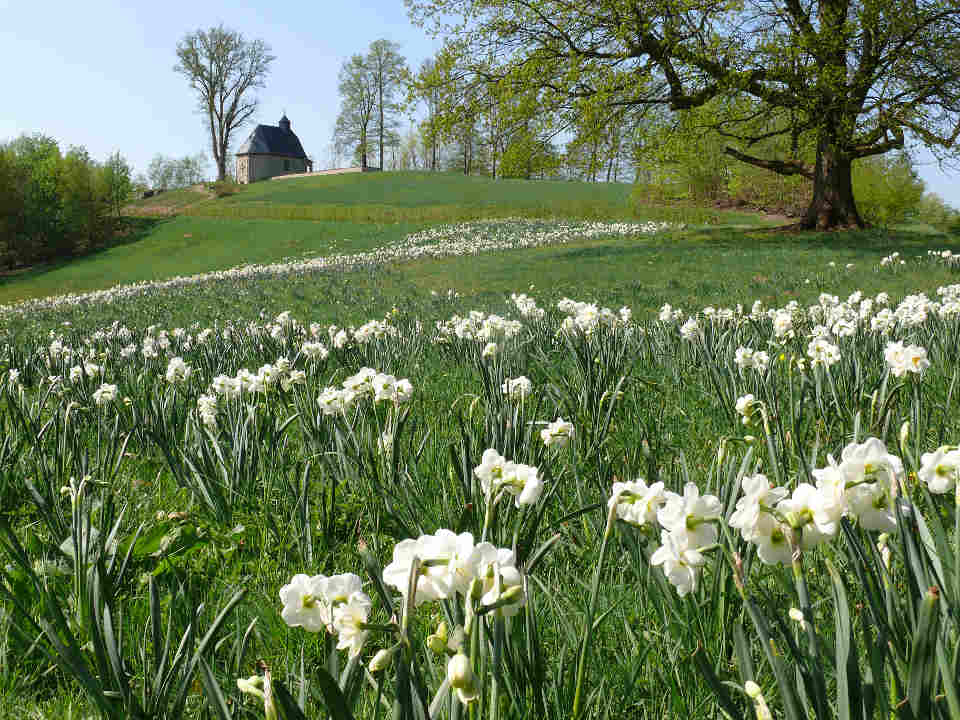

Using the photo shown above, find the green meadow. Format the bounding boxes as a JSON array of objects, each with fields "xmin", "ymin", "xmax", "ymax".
[{"xmin": 2, "ymin": 172, "xmax": 960, "ymax": 720}]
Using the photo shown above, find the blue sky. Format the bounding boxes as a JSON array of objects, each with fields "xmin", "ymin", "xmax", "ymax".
[{"xmin": 1, "ymin": 0, "xmax": 957, "ymax": 207}]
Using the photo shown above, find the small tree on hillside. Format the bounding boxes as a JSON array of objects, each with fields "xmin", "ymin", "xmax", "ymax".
[
  {"xmin": 102, "ymin": 151, "xmax": 133, "ymax": 218},
  {"xmin": 174, "ymin": 25, "xmax": 274, "ymax": 181},
  {"xmin": 334, "ymin": 54, "xmax": 377, "ymax": 169}
]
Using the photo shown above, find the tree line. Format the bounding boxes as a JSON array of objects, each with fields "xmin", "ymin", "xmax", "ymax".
[
  {"xmin": 0, "ymin": 134, "xmax": 135, "ymax": 270},
  {"xmin": 171, "ymin": 20, "xmax": 957, "ymax": 231},
  {"xmin": 401, "ymin": 0, "xmax": 960, "ymax": 231}
]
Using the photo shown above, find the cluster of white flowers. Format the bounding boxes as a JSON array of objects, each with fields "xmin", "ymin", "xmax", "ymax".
[
  {"xmin": 92, "ymin": 383, "xmax": 118, "ymax": 406},
  {"xmin": 279, "ymin": 573, "xmax": 371, "ymax": 656},
  {"xmin": 301, "ymin": 341, "xmax": 329, "ymax": 360},
  {"xmin": 727, "ymin": 438, "xmax": 902, "ymax": 567},
  {"xmin": 928, "ymin": 249, "xmax": 960, "ymax": 267},
  {"xmin": 196, "ymin": 394, "xmax": 218, "ymax": 427},
  {"xmin": 807, "ymin": 337, "xmax": 841, "ymax": 368},
  {"xmin": 557, "ymin": 298, "xmax": 630, "ymax": 336},
  {"xmin": 325, "ymin": 319, "xmax": 398, "ymax": 349},
  {"xmin": 317, "ymin": 367, "xmax": 413, "ymax": 415},
  {"xmin": 474, "ymin": 449, "xmax": 544, "ymax": 507},
  {"xmin": 540, "ymin": 417, "xmax": 575, "ymax": 448},
  {"xmin": 880, "ymin": 251, "xmax": 906, "ymax": 267},
  {"xmin": 658, "ymin": 303, "xmax": 685, "ymax": 323},
  {"xmin": 610, "ymin": 437, "xmax": 914, "ymax": 596},
  {"xmin": 501, "ymin": 375, "xmax": 533, "ymax": 401},
  {"xmin": 0, "ymin": 220, "xmax": 676, "ymax": 321},
  {"xmin": 734, "ymin": 347, "xmax": 770, "ymax": 373},
  {"xmin": 511, "ymin": 292, "xmax": 545, "ymax": 319},
  {"xmin": 884, "ymin": 341, "xmax": 930, "ymax": 377},
  {"xmin": 436, "ymin": 311, "xmax": 523, "ymax": 342},
  {"xmin": 382, "ymin": 529, "xmax": 526, "ymax": 616},
  {"xmin": 679, "ymin": 317, "xmax": 700, "ymax": 340},
  {"xmin": 608, "ymin": 479, "xmax": 721, "ymax": 596},
  {"xmin": 208, "ymin": 357, "xmax": 304, "ymax": 398},
  {"xmin": 165, "ymin": 356, "xmax": 193, "ymax": 384}
]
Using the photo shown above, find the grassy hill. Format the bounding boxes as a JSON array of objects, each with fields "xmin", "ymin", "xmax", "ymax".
[
  {"xmin": 1, "ymin": 171, "xmax": 770, "ymax": 306},
  {"xmin": 215, "ymin": 170, "xmax": 635, "ymax": 209},
  {"xmin": 180, "ymin": 171, "xmax": 720, "ymax": 224}
]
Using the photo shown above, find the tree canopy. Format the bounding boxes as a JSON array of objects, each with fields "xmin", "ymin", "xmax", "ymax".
[{"xmin": 407, "ymin": 0, "xmax": 960, "ymax": 229}]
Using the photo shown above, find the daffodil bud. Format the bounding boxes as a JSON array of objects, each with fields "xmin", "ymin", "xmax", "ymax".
[
  {"xmin": 236, "ymin": 675, "xmax": 265, "ymax": 701},
  {"xmin": 788, "ymin": 607, "xmax": 807, "ymax": 630},
  {"xmin": 368, "ymin": 645, "xmax": 399, "ymax": 673},
  {"xmin": 427, "ymin": 621, "xmax": 448, "ymax": 655},
  {"xmin": 500, "ymin": 585, "xmax": 524, "ymax": 604},
  {"xmin": 744, "ymin": 680, "xmax": 772, "ymax": 720},
  {"xmin": 447, "ymin": 653, "xmax": 473, "ymax": 689},
  {"xmin": 899, "ymin": 420, "xmax": 910, "ymax": 449},
  {"xmin": 447, "ymin": 652, "xmax": 481, "ymax": 705},
  {"xmin": 469, "ymin": 577, "xmax": 483, "ymax": 600}
]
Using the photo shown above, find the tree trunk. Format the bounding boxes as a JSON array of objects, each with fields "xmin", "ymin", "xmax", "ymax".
[
  {"xmin": 379, "ymin": 82, "xmax": 384, "ymax": 171},
  {"xmin": 802, "ymin": 139, "xmax": 864, "ymax": 230}
]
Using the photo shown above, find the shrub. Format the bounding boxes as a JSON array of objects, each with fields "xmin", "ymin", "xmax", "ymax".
[
  {"xmin": 851, "ymin": 152, "xmax": 925, "ymax": 227},
  {"xmin": 206, "ymin": 179, "xmax": 243, "ymax": 198}
]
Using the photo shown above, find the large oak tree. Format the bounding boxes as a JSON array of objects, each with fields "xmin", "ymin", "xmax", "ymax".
[
  {"xmin": 175, "ymin": 26, "xmax": 274, "ymax": 181},
  {"xmin": 407, "ymin": 0, "xmax": 960, "ymax": 229}
]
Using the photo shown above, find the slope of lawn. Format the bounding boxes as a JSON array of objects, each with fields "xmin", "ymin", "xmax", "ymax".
[
  {"xmin": 0, "ymin": 171, "xmax": 772, "ymax": 305},
  {"xmin": 125, "ymin": 185, "xmax": 214, "ymax": 215},
  {"xmin": 219, "ymin": 170, "xmax": 635, "ymax": 208},
  {"xmin": 183, "ymin": 171, "xmax": 737, "ymax": 224}
]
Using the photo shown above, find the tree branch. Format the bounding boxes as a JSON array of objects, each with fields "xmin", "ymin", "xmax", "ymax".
[{"xmin": 724, "ymin": 145, "xmax": 814, "ymax": 179}]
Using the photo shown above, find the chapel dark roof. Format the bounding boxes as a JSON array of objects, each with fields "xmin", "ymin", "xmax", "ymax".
[{"xmin": 236, "ymin": 116, "xmax": 307, "ymax": 158}]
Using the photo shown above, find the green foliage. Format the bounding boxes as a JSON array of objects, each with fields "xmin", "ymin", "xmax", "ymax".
[
  {"xmin": 408, "ymin": 0, "xmax": 960, "ymax": 229},
  {"xmin": 147, "ymin": 153, "xmax": 209, "ymax": 191},
  {"xmin": 0, "ymin": 134, "xmax": 122, "ymax": 269},
  {"xmin": 915, "ymin": 193, "xmax": 960, "ymax": 233},
  {"xmin": 206, "ymin": 179, "xmax": 242, "ymax": 198},
  {"xmin": 852, "ymin": 153, "xmax": 925, "ymax": 227},
  {"xmin": 102, "ymin": 151, "xmax": 133, "ymax": 219},
  {"xmin": 498, "ymin": 130, "xmax": 561, "ymax": 179},
  {"xmin": 3, "ymin": 241, "xmax": 960, "ymax": 717}
]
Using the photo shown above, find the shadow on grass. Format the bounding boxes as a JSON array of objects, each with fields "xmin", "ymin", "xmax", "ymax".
[{"xmin": 0, "ymin": 217, "xmax": 170, "ymax": 290}]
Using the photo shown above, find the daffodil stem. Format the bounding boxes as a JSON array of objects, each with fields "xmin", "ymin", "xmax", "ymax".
[
  {"xmin": 571, "ymin": 498, "xmax": 619, "ymax": 720},
  {"xmin": 791, "ymin": 547, "xmax": 827, "ymax": 712},
  {"xmin": 490, "ymin": 618, "xmax": 504, "ymax": 720},
  {"xmin": 482, "ymin": 491, "xmax": 494, "ymax": 543},
  {"xmin": 954, "ymin": 482, "xmax": 959, "ymax": 605}
]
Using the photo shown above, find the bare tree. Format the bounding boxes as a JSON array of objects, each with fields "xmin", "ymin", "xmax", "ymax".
[
  {"xmin": 334, "ymin": 54, "xmax": 378, "ymax": 169},
  {"xmin": 174, "ymin": 25, "xmax": 274, "ymax": 181},
  {"xmin": 367, "ymin": 39, "xmax": 409, "ymax": 172}
]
